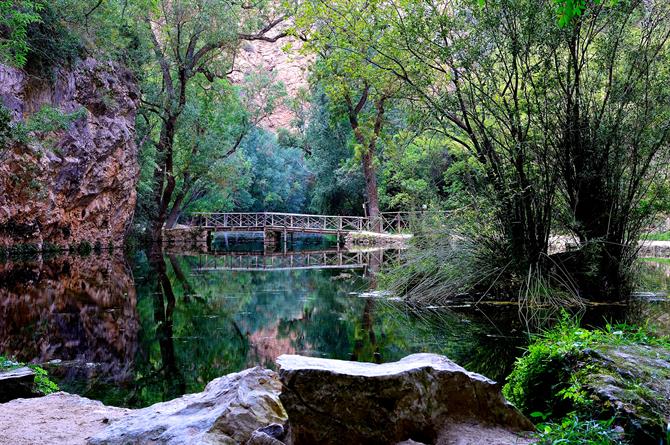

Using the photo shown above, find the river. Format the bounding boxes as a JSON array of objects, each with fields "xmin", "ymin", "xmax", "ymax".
[{"xmin": 0, "ymin": 234, "xmax": 668, "ymax": 408}]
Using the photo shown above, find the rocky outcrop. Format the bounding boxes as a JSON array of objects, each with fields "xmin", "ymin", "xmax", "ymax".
[
  {"xmin": 0, "ymin": 366, "xmax": 37, "ymax": 403},
  {"xmin": 88, "ymin": 367, "xmax": 287, "ymax": 445},
  {"xmin": 162, "ymin": 225, "xmax": 209, "ymax": 249},
  {"xmin": 519, "ymin": 343, "xmax": 670, "ymax": 445},
  {"xmin": 584, "ymin": 345, "xmax": 670, "ymax": 444},
  {"xmin": 277, "ymin": 353, "xmax": 534, "ymax": 445},
  {"xmin": 232, "ymin": 36, "xmax": 311, "ymax": 132},
  {"xmin": 0, "ymin": 58, "xmax": 140, "ymax": 249}
]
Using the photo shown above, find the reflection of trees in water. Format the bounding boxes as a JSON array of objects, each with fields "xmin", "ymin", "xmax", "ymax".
[
  {"xmin": 149, "ymin": 246, "xmax": 185, "ymax": 401},
  {"xmin": 118, "ymin": 251, "xmax": 250, "ymax": 407}
]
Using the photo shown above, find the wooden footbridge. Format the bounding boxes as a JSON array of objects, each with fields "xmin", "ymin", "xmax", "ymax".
[
  {"xmin": 179, "ymin": 211, "xmax": 421, "ymax": 249},
  {"xmin": 188, "ymin": 212, "xmax": 413, "ymax": 234}
]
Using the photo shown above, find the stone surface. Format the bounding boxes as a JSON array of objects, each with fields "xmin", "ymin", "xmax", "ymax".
[
  {"xmin": 231, "ymin": 33, "xmax": 311, "ymax": 132},
  {"xmin": 0, "ymin": 58, "xmax": 139, "ymax": 249},
  {"xmin": 0, "ymin": 392, "xmax": 129, "ymax": 445},
  {"xmin": 0, "ymin": 366, "xmax": 36, "ymax": 403},
  {"xmin": 88, "ymin": 367, "xmax": 287, "ymax": 445},
  {"xmin": 246, "ymin": 424, "xmax": 286, "ymax": 445},
  {"xmin": 163, "ymin": 225, "xmax": 209, "ymax": 248},
  {"xmin": 277, "ymin": 353, "xmax": 534, "ymax": 445},
  {"xmin": 344, "ymin": 231, "xmax": 412, "ymax": 248},
  {"xmin": 518, "ymin": 342, "xmax": 670, "ymax": 445},
  {"xmin": 581, "ymin": 345, "xmax": 670, "ymax": 444}
]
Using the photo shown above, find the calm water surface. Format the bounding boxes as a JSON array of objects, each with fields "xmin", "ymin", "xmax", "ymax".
[{"xmin": 0, "ymin": 234, "xmax": 668, "ymax": 408}]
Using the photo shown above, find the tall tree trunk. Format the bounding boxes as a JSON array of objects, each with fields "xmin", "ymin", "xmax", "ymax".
[
  {"xmin": 348, "ymin": 93, "xmax": 386, "ymax": 231},
  {"xmin": 165, "ymin": 190, "xmax": 186, "ymax": 229},
  {"xmin": 150, "ymin": 114, "xmax": 178, "ymax": 243},
  {"xmin": 361, "ymin": 147, "xmax": 380, "ymax": 224}
]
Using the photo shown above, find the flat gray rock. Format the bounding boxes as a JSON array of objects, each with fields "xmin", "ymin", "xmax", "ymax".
[
  {"xmin": 278, "ymin": 353, "xmax": 534, "ymax": 445},
  {"xmin": 0, "ymin": 366, "xmax": 36, "ymax": 403}
]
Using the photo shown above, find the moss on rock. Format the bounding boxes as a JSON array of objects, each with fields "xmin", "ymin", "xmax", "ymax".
[{"xmin": 504, "ymin": 317, "xmax": 670, "ymax": 444}]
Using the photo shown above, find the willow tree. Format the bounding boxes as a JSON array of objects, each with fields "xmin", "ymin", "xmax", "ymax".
[
  {"xmin": 303, "ymin": 0, "xmax": 670, "ymax": 299},
  {"xmin": 132, "ymin": 0, "xmax": 286, "ymax": 242}
]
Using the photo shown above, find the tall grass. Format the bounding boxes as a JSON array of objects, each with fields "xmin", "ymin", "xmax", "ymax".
[{"xmin": 383, "ymin": 211, "xmax": 586, "ymax": 310}]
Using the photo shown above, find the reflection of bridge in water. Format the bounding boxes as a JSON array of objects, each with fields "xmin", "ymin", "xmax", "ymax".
[{"xmin": 192, "ymin": 248, "xmax": 398, "ymax": 272}]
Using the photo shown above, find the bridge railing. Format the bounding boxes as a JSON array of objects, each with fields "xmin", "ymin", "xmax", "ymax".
[
  {"xmin": 188, "ymin": 211, "xmax": 449, "ymax": 233},
  {"xmin": 189, "ymin": 212, "xmax": 370, "ymax": 232}
]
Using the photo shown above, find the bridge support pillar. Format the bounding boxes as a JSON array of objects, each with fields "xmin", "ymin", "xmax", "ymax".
[{"xmin": 264, "ymin": 230, "xmax": 282, "ymax": 253}]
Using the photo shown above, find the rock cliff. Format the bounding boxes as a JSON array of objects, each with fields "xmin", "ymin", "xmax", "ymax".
[
  {"xmin": 231, "ymin": 36, "xmax": 312, "ymax": 132},
  {"xmin": 0, "ymin": 59, "xmax": 140, "ymax": 249}
]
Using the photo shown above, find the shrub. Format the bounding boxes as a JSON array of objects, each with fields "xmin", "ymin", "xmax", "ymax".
[{"xmin": 503, "ymin": 313, "xmax": 670, "ymax": 416}]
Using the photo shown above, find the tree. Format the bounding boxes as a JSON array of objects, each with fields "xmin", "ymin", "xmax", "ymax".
[
  {"xmin": 0, "ymin": 0, "xmax": 42, "ymax": 67},
  {"xmin": 132, "ymin": 0, "xmax": 287, "ymax": 242},
  {"xmin": 303, "ymin": 0, "xmax": 670, "ymax": 299},
  {"xmin": 163, "ymin": 78, "xmax": 248, "ymax": 228},
  {"xmin": 304, "ymin": 88, "xmax": 366, "ymax": 216},
  {"xmin": 294, "ymin": 1, "xmax": 405, "ymax": 223}
]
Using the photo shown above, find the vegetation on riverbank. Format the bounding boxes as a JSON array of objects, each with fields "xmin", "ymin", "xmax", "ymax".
[
  {"xmin": 504, "ymin": 315, "xmax": 670, "ymax": 444},
  {"xmin": 1, "ymin": 355, "xmax": 58, "ymax": 395},
  {"xmin": 646, "ymin": 232, "xmax": 670, "ymax": 242}
]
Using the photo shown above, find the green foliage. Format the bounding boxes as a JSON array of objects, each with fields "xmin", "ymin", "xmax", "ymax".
[
  {"xmin": 11, "ymin": 106, "xmax": 85, "ymax": 145},
  {"xmin": 0, "ymin": 104, "xmax": 12, "ymax": 159},
  {"xmin": 31, "ymin": 364, "xmax": 59, "ymax": 394},
  {"xmin": 552, "ymin": 0, "xmax": 618, "ymax": 27},
  {"xmin": 0, "ymin": 0, "xmax": 43, "ymax": 67},
  {"xmin": 503, "ymin": 313, "xmax": 670, "ymax": 415},
  {"xmin": 645, "ymin": 232, "xmax": 670, "ymax": 242},
  {"xmin": 381, "ymin": 208, "xmax": 521, "ymax": 303},
  {"xmin": 305, "ymin": 89, "xmax": 365, "ymax": 215},
  {"xmin": 0, "ymin": 355, "xmax": 58, "ymax": 395},
  {"xmin": 22, "ymin": 0, "xmax": 83, "ymax": 74},
  {"xmin": 534, "ymin": 414, "xmax": 625, "ymax": 445},
  {"xmin": 234, "ymin": 128, "xmax": 311, "ymax": 213}
]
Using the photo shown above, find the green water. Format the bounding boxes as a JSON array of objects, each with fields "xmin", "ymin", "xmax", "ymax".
[{"xmin": 0, "ymin": 236, "xmax": 668, "ymax": 408}]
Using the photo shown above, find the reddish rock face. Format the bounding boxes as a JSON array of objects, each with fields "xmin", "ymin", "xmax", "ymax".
[
  {"xmin": 0, "ymin": 253, "xmax": 139, "ymax": 383},
  {"xmin": 231, "ymin": 35, "xmax": 312, "ymax": 132},
  {"xmin": 0, "ymin": 59, "xmax": 140, "ymax": 249}
]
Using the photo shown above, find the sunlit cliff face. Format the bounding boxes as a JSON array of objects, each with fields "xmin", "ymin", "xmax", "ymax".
[
  {"xmin": 231, "ymin": 32, "xmax": 313, "ymax": 132},
  {"xmin": 0, "ymin": 253, "xmax": 139, "ymax": 383}
]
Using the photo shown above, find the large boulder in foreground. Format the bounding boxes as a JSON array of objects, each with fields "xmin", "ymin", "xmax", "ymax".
[
  {"xmin": 89, "ymin": 367, "xmax": 287, "ymax": 445},
  {"xmin": 277, "ymin": 353, "xmax": 534, "ymax": 445}
]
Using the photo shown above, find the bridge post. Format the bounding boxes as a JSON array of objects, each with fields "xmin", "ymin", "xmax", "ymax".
[{"xmin": 264, "ymin": 230, "xmax": 281, "ymax": 253}]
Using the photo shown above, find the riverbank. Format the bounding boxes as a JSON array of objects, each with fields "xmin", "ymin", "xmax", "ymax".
[
  {"xmin": 504, "ymin": 317, "xmax": 670, "ymax": 444},
  {"xmin": 2, "ymin": 322, "xmax": 669, "ymax": 444}
]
